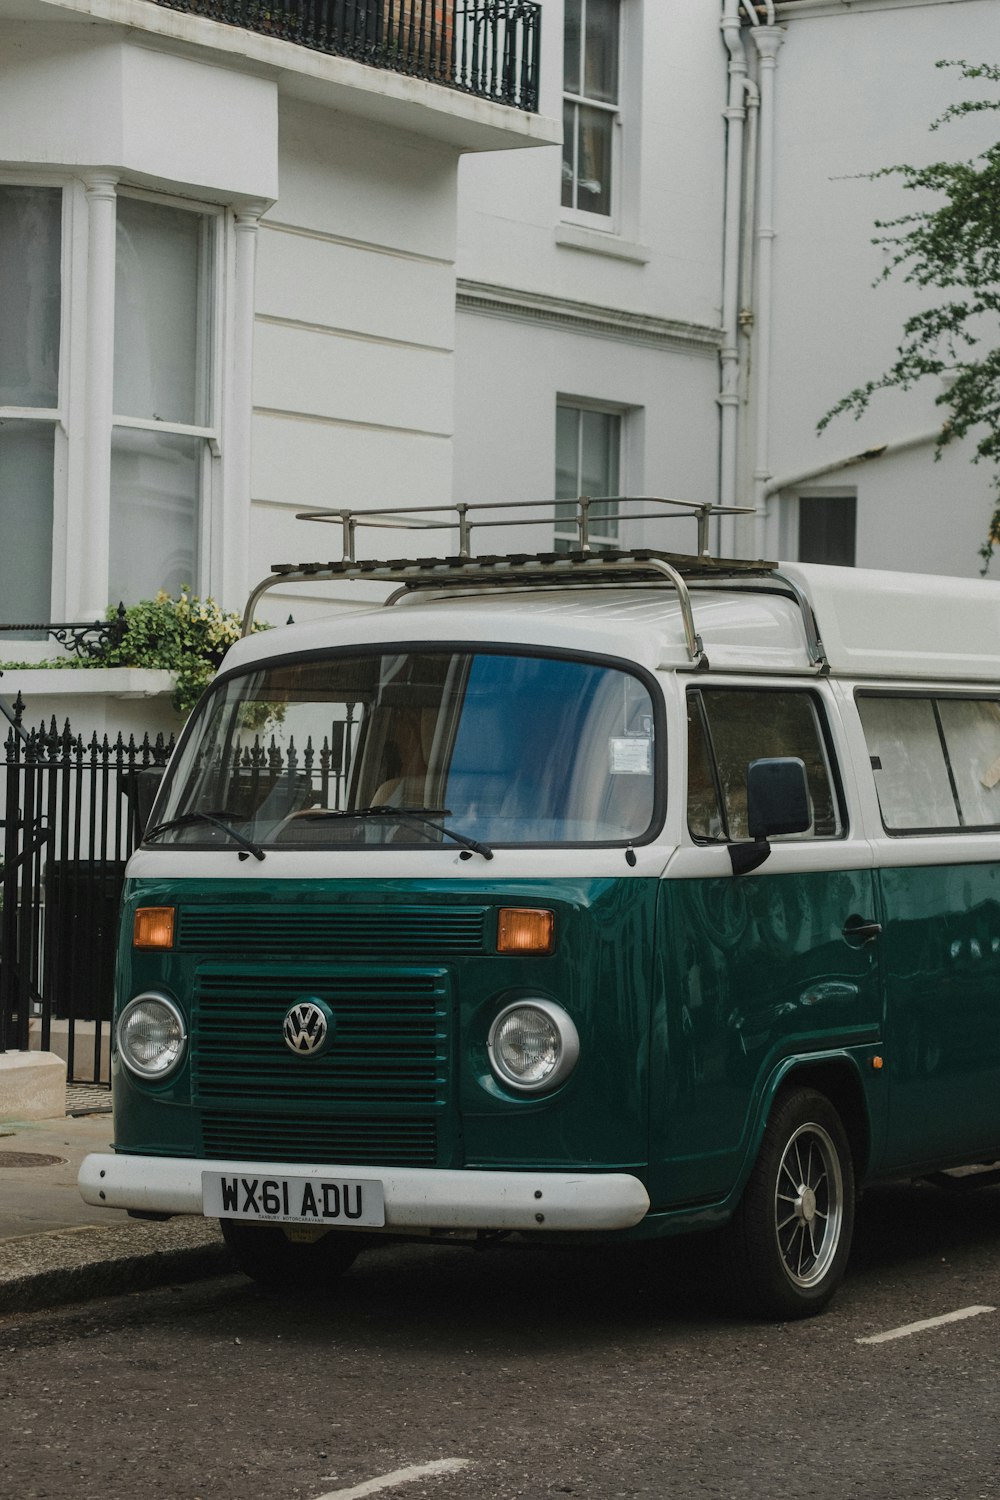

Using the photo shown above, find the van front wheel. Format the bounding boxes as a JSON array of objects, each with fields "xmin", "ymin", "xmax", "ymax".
[
  {"xmin": 220, "ymin": 1218, "xmax": 364, "ymax": 1293},
  {"xmin": 725, "ymin": 1087, "xmax": 855, "ymax": 1319}
]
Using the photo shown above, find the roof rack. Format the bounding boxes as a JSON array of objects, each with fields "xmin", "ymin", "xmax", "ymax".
[{"xmin": 241, "ymin": 497, "xmax": 773, "ymax": 669}]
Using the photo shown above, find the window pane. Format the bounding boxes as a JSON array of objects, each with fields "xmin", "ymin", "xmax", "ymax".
[
  {"xmin": 0, "ymin": 420, "xmax": 54, "ymax": 632},
  {"xmin": 856, "ymin": 696, "xmax": 957, "ymax": 831},
  {"xmin": 936, "ymin": 698, "xmax": 1000, "ymax": 828},
  {"xmin": 556, "ymin": 405, "xmax": 579, "ymax": 500},
  {"xmin": 556, "ymin": 405, "xmax": 620, "ymax": 549},
  {"xmin": 580, "ymin": 408, "xmax": 619, "ymax": 538},
  {"xmin": 687, "ymin": 697, "xmax": 724, "ymax": 840},
  {"xmin": 584, "ymin": 0, "xmax": 619, "ymax": 104},
  {"xmin": 575, "ymin": 104, "xmax": 613, "ymax": 216},
  {"xmin": 0, "ymin": 187, "xmax": 61, "ymax": 409},
  {"xmin": 109, "ymin": 428, "xmax": 200, "ymax": 604},
  {"xmin": 695, "ymin": 689, "xmax": 840, "ymax": 841},
  {"xmin": 563, "ymin": 0, "xmax": 582, "ymax": 93},
  {"xmin": 157, "ymin": 650, "xmax": 656, "ymax": 848},
  {"xmin": 114, "ymin": 198, "xmax": 211, "ymax": 426},
  {"xmin": 799, "ymin": 496, "xmax": 856, "ymax": 567},
  {"xmin": 561, "ymin": 100, "xmax": 578, "ymax": 210}
]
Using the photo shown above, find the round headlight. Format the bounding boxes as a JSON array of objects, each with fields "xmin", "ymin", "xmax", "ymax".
[
  {"xmin": 487, "ymin": 1000, "xmax": 580, "ymax": 1094},
  {"xmin": 117, "ymin": 993, "xmax": 187, "ymax": 1080}
]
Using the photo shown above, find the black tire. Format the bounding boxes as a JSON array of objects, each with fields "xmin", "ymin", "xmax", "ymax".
[
  {"xmin": 724, "ymin": 1086, "xmax": 856, "ymax": 1320},
  {"xmin": 220, "ymin": 1218, "xmax": 364, "ymax": 1293}
]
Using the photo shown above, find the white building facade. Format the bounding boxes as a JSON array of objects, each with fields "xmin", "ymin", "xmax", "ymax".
[
  {"xmin": 0, "ymin": 0, "xmax": 557, "ymax": 736},
  {"xmin": 455, "ymin": 0, "xmax": 1000, "ymax": 575},
  {"xmin": 3, "ymin": 0, "xmax": 1000, "ymax": 741}
]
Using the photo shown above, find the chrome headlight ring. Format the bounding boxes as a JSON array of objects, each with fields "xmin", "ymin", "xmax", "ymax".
[
  {"xmin": 487, "ymin": 998, "xmax": 580, "ymax": 1095},
  {"xmin": 117, "ymin": 992, "xmax": 188, "ymax": 1081}
]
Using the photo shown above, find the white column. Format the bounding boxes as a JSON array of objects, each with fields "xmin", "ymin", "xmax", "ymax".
[
  {"xmin": 219, "ymin": 203, "xmax": 264, "ymax": 611},
  {"xmin": 75, "ymin": 174, "xmax": 118, "ymax": 620}
]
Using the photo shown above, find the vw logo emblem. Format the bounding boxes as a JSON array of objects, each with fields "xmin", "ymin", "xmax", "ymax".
[{"xmin": 283, "ymin": 998, "xmax": 334, "ymax": 1057}]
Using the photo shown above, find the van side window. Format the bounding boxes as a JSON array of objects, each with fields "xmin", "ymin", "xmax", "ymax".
[
  {"xmin": 687, "ymin": 688, "xmax": 842, "ymax": 842},
  {"xmin": 857, "ymin": 694, "xmax": 1000, "ymax": 832}
]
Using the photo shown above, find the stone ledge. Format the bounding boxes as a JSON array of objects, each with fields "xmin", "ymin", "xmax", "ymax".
[
  {"xmin": 0, "ymin": 667, "xmax": 176, "ymax": 700},
  {"xmin": 0, "ymin": 1052, "xmax": 67, "ymax": 1122}
]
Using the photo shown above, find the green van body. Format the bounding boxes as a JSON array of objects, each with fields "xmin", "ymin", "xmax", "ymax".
[{"xmin": 80, "ymin": 555, "xmax": 1000, "ymax": 1314}]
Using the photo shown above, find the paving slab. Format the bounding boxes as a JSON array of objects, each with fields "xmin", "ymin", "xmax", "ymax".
[{"xmin": 0, "ymin": 1110, "xmax": 231, "ymax": 1316}]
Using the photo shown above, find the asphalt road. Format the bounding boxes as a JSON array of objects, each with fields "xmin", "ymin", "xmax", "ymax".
[{"xmin": 3, "ymin": 1181, "xmax": 1000, "ymax": 1500}]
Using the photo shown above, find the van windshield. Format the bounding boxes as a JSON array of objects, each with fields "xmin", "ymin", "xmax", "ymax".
[{"xmin": 149, "ymin": 648, "xmax": 658, "ymax": 850}]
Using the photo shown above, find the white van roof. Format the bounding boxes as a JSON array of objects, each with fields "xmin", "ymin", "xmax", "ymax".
[
  {"xmin": 778, "ymin": 562, "xmax": 1000, "ymax": 682},
  {"xmin": 227, "ymin": 555, "xmax": 1000, "ymax": 685}
]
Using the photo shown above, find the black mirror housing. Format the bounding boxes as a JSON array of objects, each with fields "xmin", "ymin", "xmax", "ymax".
[
  {"xmin": 128, "ymin": 768, "xmax": 165, "ymax": 836},
  {"xmin": 746, "ymin": 757, "xmax": 811, "ymax": 839}
]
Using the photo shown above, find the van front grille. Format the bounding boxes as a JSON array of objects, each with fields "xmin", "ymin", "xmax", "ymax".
[
  {"xmin": 191, "ymin": 967, "xmax": 450, "ymax": 1107},
  {"xmin": 177, "ymin": 906, "xmax": 487, "ymax": 958},
  {"xmin": 199, "ymin": 1111, "xmax": 438, "ymax": 1166}
]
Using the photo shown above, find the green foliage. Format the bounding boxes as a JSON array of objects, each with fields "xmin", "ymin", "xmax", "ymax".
[
  {"xmin": 96, "ymin": 590, "xmax": 255, "ymax": 714},
  {"xmin": 0, "ymin": 591, "xmax": 268, "ymax": 715},
  {"xmin": 818, "ymin": 62, "xmax": 1000, "ymax": 569}
]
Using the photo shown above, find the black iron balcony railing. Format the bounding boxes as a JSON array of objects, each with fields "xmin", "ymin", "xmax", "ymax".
[{"xmin": 150, "ymin": 0, "xmax": 541, "ymax": 112}]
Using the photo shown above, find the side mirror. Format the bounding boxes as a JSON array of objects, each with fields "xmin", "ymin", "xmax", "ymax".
[
  {"xmin": 128, "ymin": 768, "xmax": 165, "ymax": 836},
  {"xmin": 729, "ymin": 757, "xmax": 811, "ymax": 876},
  {"xmin": 747, "ymin": 757, "xmax": 811, "ymax": 839}
]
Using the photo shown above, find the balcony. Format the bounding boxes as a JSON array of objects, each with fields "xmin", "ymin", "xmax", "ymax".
[{"xmin": 145, "ymin": 0, "xmax": 541, "ymax": 111}]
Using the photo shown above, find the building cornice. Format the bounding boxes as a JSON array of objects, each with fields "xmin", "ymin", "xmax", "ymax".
[
  {"xmin": 771, "ymin": 0, "xmax": 970, "ymax": 20},
  {"xmin": 456, "ymin": 281, "xmax": 721, "ymax": 356}
]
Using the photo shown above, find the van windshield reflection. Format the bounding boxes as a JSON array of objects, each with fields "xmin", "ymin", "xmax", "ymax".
[{"xmin": 148, "ymin": 648, "xmax": 658, "ymax": 850}]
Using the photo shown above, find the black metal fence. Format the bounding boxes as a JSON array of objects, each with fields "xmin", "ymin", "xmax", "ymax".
[
  {"xmin": 146, "ymin": 0, "xmax": 541, "ymax": 111},
  {"xmin": 0, "ymin": 698, "xmax": 175, "ymax": 1085}
]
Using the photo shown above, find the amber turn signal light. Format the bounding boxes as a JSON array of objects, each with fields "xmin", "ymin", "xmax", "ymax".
[
  {"xmin": 133, "ymin": 907, "xmax": 175, "ymax": 950},
  {"xmin": 497, "ymin": 907, "xmax": 555, "ymax": 955}
]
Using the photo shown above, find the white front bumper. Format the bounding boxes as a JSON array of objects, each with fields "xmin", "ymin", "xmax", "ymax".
[{"xmin": 79, "ymin": 1153, "xmax": 650, "ymax": 1232}]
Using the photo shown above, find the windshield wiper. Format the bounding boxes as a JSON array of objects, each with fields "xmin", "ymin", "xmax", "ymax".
[
  {"xmin": 298, "ymin": 806, "xmax": 494, "ymax": 861},
  {"xmin": 144, "ymin": 810, "xmax": 266, "ymax": 862}
]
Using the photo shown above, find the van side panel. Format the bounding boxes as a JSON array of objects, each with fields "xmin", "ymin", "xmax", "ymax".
[
  {"xmin": 650, "ymin": 868, "xmax": 884, "ymax": 1208},
  {"xmin": 879, "ymin": 860, "xmax": 1000, "ymax": 1171}
]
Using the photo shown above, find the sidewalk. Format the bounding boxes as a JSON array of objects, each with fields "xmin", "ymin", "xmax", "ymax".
[{"xmin": 0, "ymin": 1097, "xmax": 231, "ymax": 1316}]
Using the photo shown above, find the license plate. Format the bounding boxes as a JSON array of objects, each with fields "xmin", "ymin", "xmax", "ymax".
[{"xmin": 202, "ymin": 1171, "xmax": 385, "ymax": 1227}]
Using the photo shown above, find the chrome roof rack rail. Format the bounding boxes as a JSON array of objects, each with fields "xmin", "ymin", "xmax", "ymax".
[{"xmin": 240, "ymin": 497, "xmax": 777, "ymax": 669}]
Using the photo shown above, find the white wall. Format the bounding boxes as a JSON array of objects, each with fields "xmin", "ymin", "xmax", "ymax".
[
  {"xmin": 452, "ymin": 0, "xmax": 727, "ymax": 547},
  {"xmin": 247, "ymin": 97, "xmax": 465, "ymax": 621},
  {"xmin": 761, "ymin": 0, "xmax": 1000, "ymax": 575},
  {"xmin": 0, "ymin": 25, "xmax": 278, "ymax": 201}
]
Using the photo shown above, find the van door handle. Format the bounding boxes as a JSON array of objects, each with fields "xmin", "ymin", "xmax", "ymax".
[{"xmin": 842, "ymin": 916, "xmax": 883, "ymax": 946}]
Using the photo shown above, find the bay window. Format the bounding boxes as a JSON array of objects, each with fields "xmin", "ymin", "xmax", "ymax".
[
  {"xmin": 0, "ymin": 186, "xmax": 62, "ymax": 635},
  {"xmin": 0, "ymin": 179, "xmax": 228, "ymax": 635},
  {"xmin": 112, "ymin": 195, "xmax": 218, "ymax": 605}
]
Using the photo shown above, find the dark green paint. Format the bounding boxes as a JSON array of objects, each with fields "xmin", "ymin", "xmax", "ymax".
[
  {"xmin": 113, "ymin": 858, "xmax": 1000, "ymax": 1241},
  {"xmin": 879, "ymin": 861, "xmax": 1000, "ymax": 1173}
]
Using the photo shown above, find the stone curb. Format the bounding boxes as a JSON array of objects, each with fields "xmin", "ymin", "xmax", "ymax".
[{"xmin": 0, "ymin": 1219, "xmax": 234, "ymax": 1317}]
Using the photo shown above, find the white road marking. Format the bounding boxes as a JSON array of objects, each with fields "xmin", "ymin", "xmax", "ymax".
[
  {"xmin": 315, "ymin": 1458, "xmax": 472, "ymax": 1500},
  {"xmin": 857, "ymin": 1304, "xmax": 996, "ymax": 1345}
]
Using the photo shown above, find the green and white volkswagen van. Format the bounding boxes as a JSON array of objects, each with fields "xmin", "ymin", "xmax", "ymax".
[{"xmin": 80, "ymin": 503, "xmax": 1000, "ymax": 1317}]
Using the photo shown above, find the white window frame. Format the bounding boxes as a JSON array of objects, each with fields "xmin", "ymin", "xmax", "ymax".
[
  {"xmin": 0, "ymin": 174, "xmax": 74, "ymax": 646},
  {"xmin": 0, "ymin": 174, "xmax": 239, "ymax": 652},
  {"xmin": 110, "ymin": 186, "xmax": 226, "ymax": 605},
  {"xmin": 794, "ymin": 488, "xmax": 858, "ymax": 569},
  {"xmin": 555, "ymin": 397, "xmax": 628, "ymax": 552},
  {"xmin": 561, "ymin": 0, "xmax": 624, "ymax": 230}
]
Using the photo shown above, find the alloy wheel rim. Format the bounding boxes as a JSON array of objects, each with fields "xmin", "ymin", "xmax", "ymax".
[{"xmin": 773, "ymin": 1121, "xmax": 843, "ymax": 1288}]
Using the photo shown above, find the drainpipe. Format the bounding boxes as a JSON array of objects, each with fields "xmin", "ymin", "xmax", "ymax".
[
  {"xmin": 749, "ymin": 21, "xmax": 784, "ymax": 559},
  {"xmin": 718, "ymin": 0, "xmax": 757, "ymax": 558}
]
